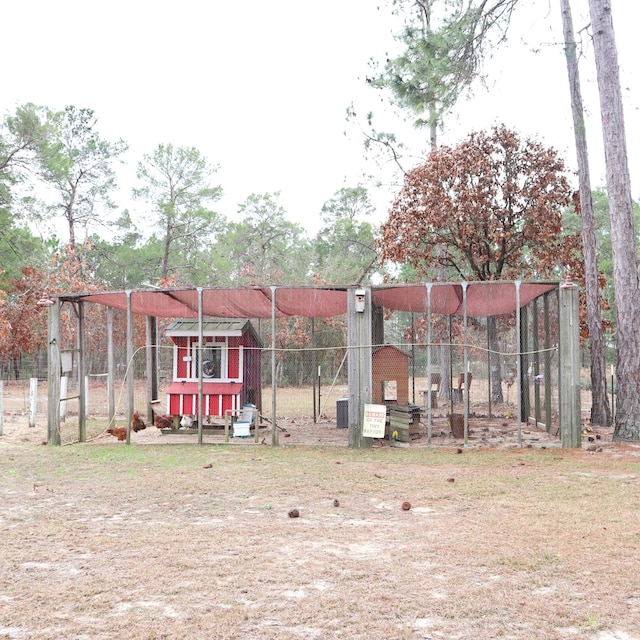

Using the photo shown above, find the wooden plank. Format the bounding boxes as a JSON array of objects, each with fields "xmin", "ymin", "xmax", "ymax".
[{"xmin": 150, "ymin": 400, "xmax": 168, "ymax": 417}]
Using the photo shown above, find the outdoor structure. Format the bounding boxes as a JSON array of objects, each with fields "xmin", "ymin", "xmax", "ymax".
[
  {"xmin": 165, "ymin": 318, "xmax": 262, "ymax": 421},
  {"xmin": 372, "ymin": 345, "xmax": 411, "ymax": 406},
  {"xmin": 44, "ymin": 281, "xmax": 582, "ymax": 449}
]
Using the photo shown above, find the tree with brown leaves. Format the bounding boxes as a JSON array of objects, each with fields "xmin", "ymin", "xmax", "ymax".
[
  {"xmin": 381, "ymin": 124, "xmax": 579, "ymax": 401},
  {"xmin": 382, "ymin": 124, "xmax": 575, "ymax": 279}
]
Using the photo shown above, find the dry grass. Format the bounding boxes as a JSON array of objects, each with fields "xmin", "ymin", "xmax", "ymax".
[{"xmin": 1, "ymin": 440, "xmax": 640, "ymax": 639}]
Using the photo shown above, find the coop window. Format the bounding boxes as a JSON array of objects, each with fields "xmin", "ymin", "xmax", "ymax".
[{"xmin": 194, "ymin": 342, "xmax": 225, "ymax": 379}]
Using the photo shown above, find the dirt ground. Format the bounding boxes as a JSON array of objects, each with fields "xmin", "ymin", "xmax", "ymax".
[
  {"xmin": 0, "ymin": 410, "xmax": 563, "ymax": 448},
  {"xmin": 0, "ymin": 377, "xmax": 609, "ymax": 450},
  {"xmin": 0, "ymin": 403, "xmax": 611, "ymax": 452},
  {"xmin": 3, "ymin": 394, "xmax": 640, "ymax": 639},
  {"xmin": 2, "ymin": 426, "xmax": 640, "ymax": 639}
]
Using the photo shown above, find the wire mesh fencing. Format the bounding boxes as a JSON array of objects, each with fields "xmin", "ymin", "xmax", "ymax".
[{"xmin": 2, "ymin": 288, "xmax": 574, "ymax": 446}]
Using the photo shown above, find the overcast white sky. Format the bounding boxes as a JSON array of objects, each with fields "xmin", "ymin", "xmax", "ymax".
[{"xmin": 3, "ymin": 0, "xmax": 639, "ymax": 240}]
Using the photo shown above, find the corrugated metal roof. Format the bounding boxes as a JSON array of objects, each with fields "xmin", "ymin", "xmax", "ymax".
[{"xmin": 165, "ymin": 318, "xmax": 251, "ymax": 334}]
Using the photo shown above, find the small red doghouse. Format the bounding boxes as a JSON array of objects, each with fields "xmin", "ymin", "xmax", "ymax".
[
  {"xmin": 165, "ymin": 318, "xmax": 262, "ymax": 420},
  {"xmin": 372, "ymin": 345, "xmax": 411, "ymax": 405}
]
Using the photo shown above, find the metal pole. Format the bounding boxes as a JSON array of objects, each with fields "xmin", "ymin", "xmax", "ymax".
[
  {"xmin": 426, "ymin": 283, "xmax": 432, "ymax": 446},
  {"xmin": 411, "ymin": 313, "xmax": 416, "ymax": 404},
  {"xmin": 486, "ymin": 324, "xmax": 492, "ymax": 419},
  {"xmin": 145, "ymin": 315, "xmax": 159, "ymax": 425},
  {"xmin": 544, "ymin": 293, "xmax": 552, "ymax": 432},
  {"xmin": 312, "ymin": 317, "xmax": 317, "ymax": 423},
  {"xmin": 462, "ymin": 282, "xmax": 469, "ymax": 446},
  {"xmin": 532, "ymin": 298, "xmax": 541, "ymax": 426},
  {"xmin": 515, "ymin": 281, "xmax": 522, "ymax": 447}
]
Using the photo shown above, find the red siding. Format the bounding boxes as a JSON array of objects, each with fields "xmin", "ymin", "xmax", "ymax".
[
  {"xmin": 228, "ymin": 336, "xmax": 241, "ymax": 379},
  {"xmin": 167, "ymin": 323, "xmax": 261, "ymax": 416}
]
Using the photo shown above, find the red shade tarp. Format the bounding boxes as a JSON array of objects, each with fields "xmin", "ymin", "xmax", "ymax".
[{"xmin": 56, "ymin": 282, "xmax": 557, "ymax": 319}]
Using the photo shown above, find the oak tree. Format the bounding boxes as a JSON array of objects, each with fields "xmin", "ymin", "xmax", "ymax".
[{"xmin": 381, "ymin": 124, "xmax": 578, "ymax": 401}]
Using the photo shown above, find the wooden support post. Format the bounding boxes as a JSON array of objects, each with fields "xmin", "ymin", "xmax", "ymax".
[
  {"xmin": 77, "ymin": 301, "xmax": 86, "ymax": 443},
  {"xmin": 559, "ymin": 279, "xmax": 582, "ymax": 447},
  {"xmin": 47, "ymin": 299, "xmax": 61, "ymax": 445},
  {"xmin": 312, "ymin": 318, "xmax": 317, "ymax": 423},
  {"xmin": 271, "ymin": 286, "xmax": 278, "ymax": 446},
  {"xmin": 126, "ymin": 291, "xmax": 134, "ymax": 445},
  {"xmin": 347, "ymin": 287, "xmax": 372, "ymax": 449},
  {"xmin": 146, "ymin": 315, "xmax": 159, "ymax": 425},
  {"xmin": 532, "ymin": 298, "xmax": 541, "ymax": 426},
  {"xmin": 107, "ymin": 307, "xmax": 115, "ymax": 427}
]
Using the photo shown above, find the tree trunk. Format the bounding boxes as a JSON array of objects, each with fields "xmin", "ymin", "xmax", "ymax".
[
  {"xmin": 588, "ymin": 0, "xmax": 640, "ymax": 440},
  {"xmin": 560, "ymin": 0, "xmax": 611, "ymax": 426},
  {"xmin": 162, "ymin": 219, "xmax": 172, "ymax": 280},
  {"xmin": 429, "ymin": 101, "xmax": 452, "ymax": 402},
  {"xmin": 438, "ymin": 251, "xmax": 451, "ymax": 401},
  {"xmin": 487, "ymin": 316, "xmax": 504, "ymax": 403}
]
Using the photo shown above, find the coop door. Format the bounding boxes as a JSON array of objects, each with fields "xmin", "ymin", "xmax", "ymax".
[{"xmin": 382, "ymin": 380, "xmax": 397, "ymax": 401}]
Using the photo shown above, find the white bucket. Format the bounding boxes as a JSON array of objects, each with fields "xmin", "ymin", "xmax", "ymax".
[
  {"xmin": 241, "ymin": 403, "xmax": 256, "ymax": 424},
  {"xmin": 233, "ymin": 421, "xmax": 251, "ymax": 437}
]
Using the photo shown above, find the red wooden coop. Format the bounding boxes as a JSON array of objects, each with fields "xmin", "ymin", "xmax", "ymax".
[{"xmin": 165, "ymin": 318, "xmax": 262, "ymax": 420}]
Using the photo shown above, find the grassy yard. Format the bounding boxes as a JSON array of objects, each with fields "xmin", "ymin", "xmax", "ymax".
[{"xmin": 1, "ymin": 441, "xmax": 639, "ymax": 639}]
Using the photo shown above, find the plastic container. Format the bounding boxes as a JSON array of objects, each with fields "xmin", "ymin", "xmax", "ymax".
[
  {"xmin": 233, "ymin": 421, "xmax": 251, "ymax": 437},
  {"xmin": 241, "ymin": 403, "xmax": 256, "ymax": 424}
]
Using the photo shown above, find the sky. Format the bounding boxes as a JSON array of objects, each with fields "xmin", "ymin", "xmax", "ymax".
[{"xmin": 3, "ymin": 0, "xmax": 639, "ymax": 240}]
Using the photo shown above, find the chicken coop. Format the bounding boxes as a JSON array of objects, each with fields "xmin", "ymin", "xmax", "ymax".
[
  {"xmin": 165, "ymin": 318, "xmax": 262, "ymax": 421},
  {"xmin": 43, "ymin": 281, "xmax": 583, "ymax": 448}
]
